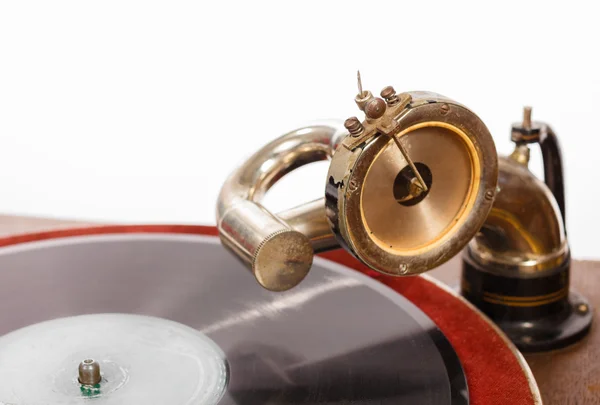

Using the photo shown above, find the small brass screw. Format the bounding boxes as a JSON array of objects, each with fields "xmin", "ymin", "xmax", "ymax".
[
  {"xmin": 344, "ymin": 117, "xmax": 364, "ymax": 137},
  {"xmin": 381, "ymin": 86, "xmax": 399, "ymax": 105},
  {"xmin": 577, "ymin": 303, "xmax": 589, "ymax": 314}
]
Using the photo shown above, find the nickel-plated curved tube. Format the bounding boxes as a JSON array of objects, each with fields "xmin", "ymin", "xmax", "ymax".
[{"xmin": 216, "ymin": 122, "xmax": 346, "ymax": 291}]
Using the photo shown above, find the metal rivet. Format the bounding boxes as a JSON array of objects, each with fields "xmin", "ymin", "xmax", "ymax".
[
  {"xmin": 440, "ymin": 103, "xmax": 450, "ymax": 115},
  {"xmin": 79, "ymin": 359, "xmax": 101, "ymax": 386},
  {"xmin": 399, "ymin": 264, "xmax": 408, "ymax": 274},
  {"xmin": 348, "ymin": 179, "xmax": 359, "ymax": 192},
  {"xmin": 485, "ymin": 190, "xmax": 495, "ymax": 201}
]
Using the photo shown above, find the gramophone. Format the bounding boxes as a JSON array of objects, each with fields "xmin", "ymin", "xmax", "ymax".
[{"xmin": 0, "ymin": 75, "xmax": 589, "ymax": 404}]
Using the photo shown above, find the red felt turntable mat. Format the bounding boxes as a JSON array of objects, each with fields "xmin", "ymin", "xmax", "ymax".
[{"xmin": 0, "ymin": 224, "xmax": 540, "ymax": 405}]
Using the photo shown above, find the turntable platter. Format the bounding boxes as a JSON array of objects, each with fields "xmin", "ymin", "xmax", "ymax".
[
  {"xmin": 0, "ymin": 226, "xmax": 540, "ymax": 405},
  {"xmin": 0, "ymin": 313, "xmax": 228, "ymax": 404}
]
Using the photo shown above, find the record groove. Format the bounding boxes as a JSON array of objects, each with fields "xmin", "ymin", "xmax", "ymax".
[{"xmin": 0, "ymin": 234, "xmax": 466, "ymax": 404}]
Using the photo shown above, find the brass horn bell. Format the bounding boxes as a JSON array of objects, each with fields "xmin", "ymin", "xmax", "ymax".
[{"xmin": 216, "ymin": 84, "xmax": 498, "ymax": 292}]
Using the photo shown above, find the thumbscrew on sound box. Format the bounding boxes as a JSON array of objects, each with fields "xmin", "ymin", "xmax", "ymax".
[{"xmin": 344, "ymin": 117, "xmax": 364, "ymax": 137}]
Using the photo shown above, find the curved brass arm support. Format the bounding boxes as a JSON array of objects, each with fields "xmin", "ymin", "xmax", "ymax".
[{"xmin": 216, "ymin": 123, "xmax": 346, "ymax": 291}]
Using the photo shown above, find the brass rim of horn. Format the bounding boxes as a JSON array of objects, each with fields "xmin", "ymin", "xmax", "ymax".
[{"xmin": 217, "ymin": 90, "xmax": 498, "ymax": 291}]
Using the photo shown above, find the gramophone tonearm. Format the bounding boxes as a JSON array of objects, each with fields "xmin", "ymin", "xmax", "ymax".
[{"xmin": 217, "ymin": 74, "xmax": 497, "ymax": 290}]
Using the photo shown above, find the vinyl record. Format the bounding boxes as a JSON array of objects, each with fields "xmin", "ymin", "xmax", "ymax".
[{"xmin": 0, "ymin": 232, "xmax": 466, "ymax": 404}]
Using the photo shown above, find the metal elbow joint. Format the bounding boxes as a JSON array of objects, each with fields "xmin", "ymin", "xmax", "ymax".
[{"xmin": 216, "ymin": 123, "xmax": 346, "ymax": 292}]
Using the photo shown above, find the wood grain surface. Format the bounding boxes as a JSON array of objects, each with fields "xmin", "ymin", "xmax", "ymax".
[{"xmin": 0, "ymin": 215, "xmax": 597, "ymax": 405}]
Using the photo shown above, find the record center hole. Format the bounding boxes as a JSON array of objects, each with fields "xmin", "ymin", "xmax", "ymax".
[{"xmin": 393, "ymin": 162, "xmax": 433, "ymax": 207}]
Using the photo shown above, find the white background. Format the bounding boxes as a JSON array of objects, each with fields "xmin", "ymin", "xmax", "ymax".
[{"xmin": 0, "ymin": 1, "xmax": 599, "ymax": 258}]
